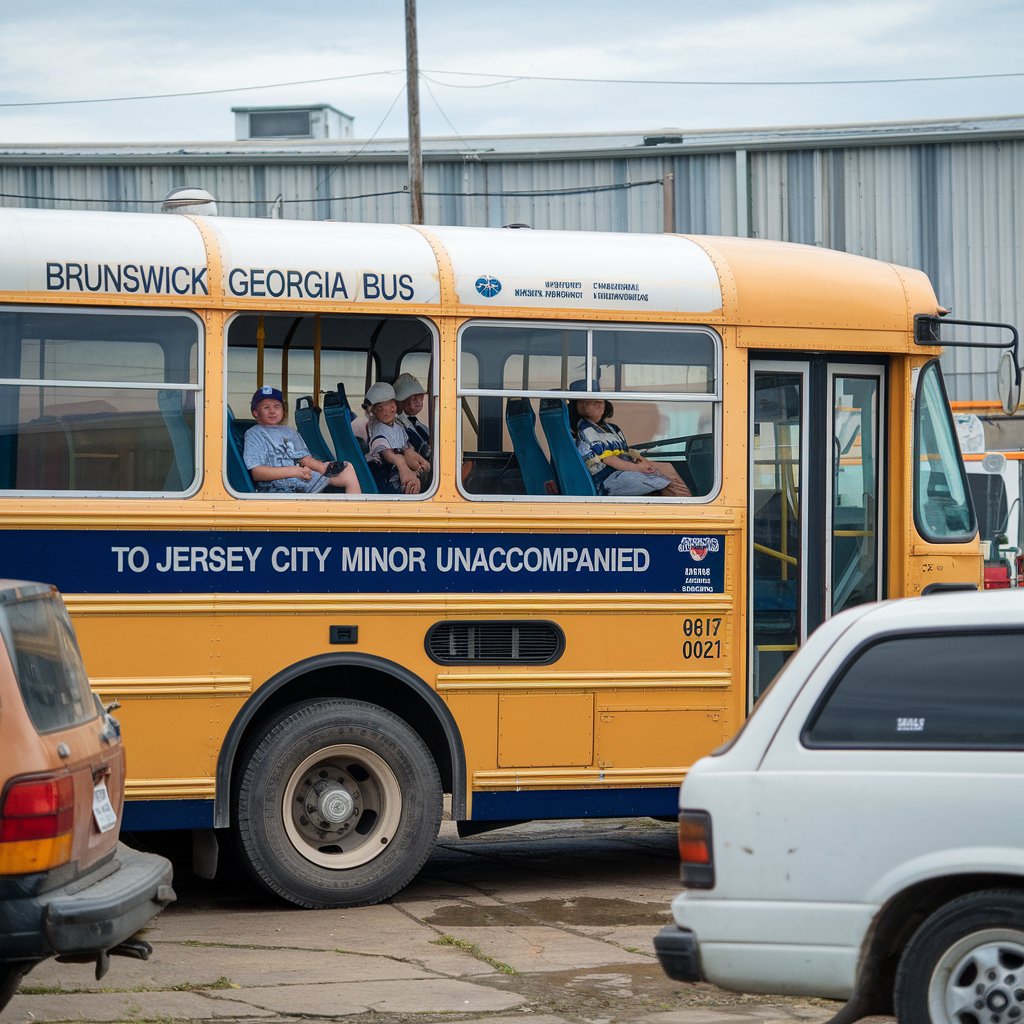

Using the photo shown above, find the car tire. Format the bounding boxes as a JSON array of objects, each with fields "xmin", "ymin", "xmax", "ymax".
[
  {"xmin": 234, "ymin": 699, "xmax": 442, "ymax": 909},
  {"xmin": 0, "ymin": 962, "xmax": 33, "ymax": 1011},
  {"xmin": 895, "ymin": 889, "xmax": 1024, "ymax": 1024}
]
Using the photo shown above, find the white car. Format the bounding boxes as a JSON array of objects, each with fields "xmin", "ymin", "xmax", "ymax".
[{"xmin": 654, "ymin": 589, "xmax": 1024, "ymax": 1024}]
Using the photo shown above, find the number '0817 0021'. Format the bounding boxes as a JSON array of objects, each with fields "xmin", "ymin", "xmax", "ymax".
[
  {"xmin": 681, "ymin": 616, "xmax": 721, "ymax": 638},
  {"xmin": 682, "ymin": 639, "xmax": 722, "ymax": 659}
]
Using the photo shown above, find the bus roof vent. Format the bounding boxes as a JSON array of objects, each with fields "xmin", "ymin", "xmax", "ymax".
[
  {"xmin": 161, "ymin": 187, "xmax": 218, "ymax": 216},
  {"xmin": 425, "ymin": 621, "xmax": 564, "ymax": 665}
]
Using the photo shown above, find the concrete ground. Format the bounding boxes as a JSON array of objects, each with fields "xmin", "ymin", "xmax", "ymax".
[{"xmin": 0, "ymin": 818, "xmax": 879, "ymax": 1024}]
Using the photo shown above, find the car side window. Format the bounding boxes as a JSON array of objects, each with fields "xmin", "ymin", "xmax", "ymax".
[
  {"xmin": 803, "ymin": 631, "xmax": 1024, "ymax": 749},
  {"xmin": 0, "ymin": 592, "xmax": 96, "ymax": 733}
]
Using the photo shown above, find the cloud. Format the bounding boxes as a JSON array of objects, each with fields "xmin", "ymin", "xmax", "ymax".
[{"xmin": 0, "ymin": 0, "xmax": 1020, "ymax": 143}]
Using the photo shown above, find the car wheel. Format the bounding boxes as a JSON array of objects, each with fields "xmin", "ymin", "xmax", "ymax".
[
  {"xmin": 895, "ymin": 890, "xmax": 1024, "ymax": 1024},
  {"xmin": 234, "ymin": 699, "xmax": 442, "ymax": 909},
  {"xmin": 0, "ymin": 963, "xmax": 34, "ymax": 1011}
]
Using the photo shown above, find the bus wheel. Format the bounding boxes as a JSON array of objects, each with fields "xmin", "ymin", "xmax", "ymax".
[{"xmin": 234, "ymin": 699, "xmax": 442, "ymax": 909}]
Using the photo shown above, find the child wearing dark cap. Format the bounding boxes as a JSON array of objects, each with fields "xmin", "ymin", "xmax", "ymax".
[{"xmin": 243, "ymin": 385, "xmax": 360, "ymax": 494}]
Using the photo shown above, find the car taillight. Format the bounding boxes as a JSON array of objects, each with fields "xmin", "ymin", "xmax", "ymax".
[
  {"xmin": 0, "ymin": 775, "xmax": 74, "ymax": 874},
  {"xmin": 678, "ymin": 810, "xmax": 714, "ymax": 889},
  {"xmin": 984, "ymin": 564, "xmax": 1011, "ymax": 590}
]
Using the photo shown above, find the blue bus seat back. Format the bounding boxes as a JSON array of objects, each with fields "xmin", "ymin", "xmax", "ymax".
[
  {"xmin": 685, "ymin": 433, "xmax": 715, "ymax": 496},
  {"xmin": 538, "ymin": 398, "xmax": 596, "ymax": 496},
  {"xmin": 505, "ymin": 398, "xmax": 557, "ymax": 495},
  {"xmin": 226, "ymin": 407, "xmax": 257, "ymax": 493},
  {"xmin": 337, "ymin": 382, "xmax": 370, "ymax": 456},
  {"xmin": 15, "ymin": 416, "xmax": 73, "ymax": 489},
  {"xmin": 293, "ymin": 395, "xmax": 335, "ymax": 462},
  {"xmin": 157, "ymin": 388, "xmax": 195, "ymax": 491},
  {"xmin": 324, "ymin": 388, "xmax": 377, "ymax": 493}
]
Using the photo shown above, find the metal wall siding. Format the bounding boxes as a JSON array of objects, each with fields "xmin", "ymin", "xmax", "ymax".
[{"xmin": 0, "ymin": 124, "xmax": 1021, "ymax": 399}]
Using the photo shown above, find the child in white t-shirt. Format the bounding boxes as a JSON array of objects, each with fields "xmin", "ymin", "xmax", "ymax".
[{"xmin": 364, "ymin": 382, "xmax": 430, "ymax": 494}]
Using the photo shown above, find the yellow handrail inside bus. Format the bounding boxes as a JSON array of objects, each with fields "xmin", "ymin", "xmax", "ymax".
[
  {"xmin": 753, "ymin": 542, "xmax": 798, "ymax": 567},
  {"xmin": 256, "ymin": 316, "xmax": 265, "ymax": 388},
  {"xmin": 313, "ymin": 314, "xmax": 322, "ymax": 408}
]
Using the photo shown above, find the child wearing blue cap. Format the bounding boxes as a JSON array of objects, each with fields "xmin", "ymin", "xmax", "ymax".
[{"xmin": 243, "ymin": 386, "xmax": 360, "ymax": 494}]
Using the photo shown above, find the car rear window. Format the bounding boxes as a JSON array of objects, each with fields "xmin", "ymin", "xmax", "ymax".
[
  {"xmin": 0, "ymin": 592, "xmax": 96, "ymax": 733},
  {"xmin": 804, "ymin": 630, "xmax": 1024, "ymax": 749}
]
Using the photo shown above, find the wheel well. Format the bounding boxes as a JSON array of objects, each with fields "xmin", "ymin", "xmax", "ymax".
[
  {"xmin": 214, "ymin": 655, "xmax": 463, "ymax": 828},
  {"xmin": 856, "ymin": 873, "xmax": 1024, "ymax": 1015}
]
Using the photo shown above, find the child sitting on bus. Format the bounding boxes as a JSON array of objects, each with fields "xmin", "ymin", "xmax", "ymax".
[
  {"xmin": 244, "ymin": 385, "xmax": 361, "ymax": 494},
  {"xmin": 569, "ymin": 380, "xmax": 691, "ymax": 497},
  {"xmin": 393, "ymin": 372, "xmax": 431, "ymax": 459},
  {"xmin": 364, "ymin": 381, "xmax": 430, "ymax": 494}
]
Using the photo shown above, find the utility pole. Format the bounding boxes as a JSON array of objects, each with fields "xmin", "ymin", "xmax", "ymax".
[{"xmin": 405, "ymin": 0, "xmax": 424, "ymax": 224}]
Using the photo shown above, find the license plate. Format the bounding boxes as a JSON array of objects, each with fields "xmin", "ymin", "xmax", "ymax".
[{"xmin": 92, "ymin": 782, "xmax": 117, "ymax": 833}]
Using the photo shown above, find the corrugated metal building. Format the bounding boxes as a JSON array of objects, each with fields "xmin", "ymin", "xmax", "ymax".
[{"xmin": 0, "ymin": 113, "xmax": 1021, "ymax": 399}]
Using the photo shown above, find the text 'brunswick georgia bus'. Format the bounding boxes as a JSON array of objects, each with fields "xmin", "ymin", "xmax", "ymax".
[{"xmin": 0, "ymin": 204, "xmax": 1007, "ymax": 907}]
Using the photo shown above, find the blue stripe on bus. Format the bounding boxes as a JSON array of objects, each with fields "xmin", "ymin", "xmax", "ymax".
[
  {"xmin": 120, "ymin": 791, "xmax": 680, "ymax": 831},
  {"xmin": 122, "ymin": 799, "xmax": 214, "ymax": 831},
  {"xmin": 470, "ymin": 787, "xmax": 680, "ymax": 820},
  {"xmin": 0, "ymin": 529, "xmax": 724, "ymax": 595}
]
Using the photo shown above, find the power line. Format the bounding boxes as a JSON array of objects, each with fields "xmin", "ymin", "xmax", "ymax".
[
  {"xmin": 420, "ymin": 76, "xmax": 474, "ymax": 152},
  {"xmin": 0, "ymin": 70, "xmax": 401, "ymax": 108},
  {"xmin": 0, "ymin": 179, "xmax": 662, "ymax": 208},
  {"xmin": 313, "ymin": 82, "xmax": 408, "ymax": 196},
  {"xmin": 0, "ymin": 66, "xmax": 1021, "ymax": 110},
  {"xmin": 422, "ymin": 68, "xmax": 1024, "ymax": 87}
]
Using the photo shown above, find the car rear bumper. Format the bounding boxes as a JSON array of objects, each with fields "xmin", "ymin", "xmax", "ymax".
[
  {"xmin": 654, "ymin": 924, "xmax": 703, "ymax": 982},
  {"xmin": 1, "ymin": 842, "xmax": 175, "ymax": 961}
]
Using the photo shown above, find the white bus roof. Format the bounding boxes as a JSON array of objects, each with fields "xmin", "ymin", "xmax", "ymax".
[{"xmin": 0, "ymin": 206, "xmax": 937, "ymax": 330}]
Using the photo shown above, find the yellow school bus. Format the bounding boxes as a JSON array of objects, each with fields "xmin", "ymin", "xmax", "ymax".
[{"xmin": 0, "ymin": 205, "xmax": 1004, "ymax": 907}]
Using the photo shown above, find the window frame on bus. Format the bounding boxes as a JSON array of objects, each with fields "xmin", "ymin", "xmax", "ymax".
[
  {"xmin": 0, "ymin": 304, "xmax": 204, "ymax": 499},
  {"xmin": 455, "ymin": 318, "xmax": 722, "ymax": 502},
  {"xmin": 222, "ymin": 310, "xmax": 440, "ymax": 500},
  {"xmin": 912, "ymin": 358, "xmax": 976, "ymax": 543}
]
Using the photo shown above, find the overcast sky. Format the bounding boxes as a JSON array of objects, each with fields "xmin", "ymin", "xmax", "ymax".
[{"xmin": 1, "ymin": 0, "xmax": 1021, "ymax": 145}]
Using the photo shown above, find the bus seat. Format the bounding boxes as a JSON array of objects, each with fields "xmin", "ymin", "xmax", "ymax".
[
  {"xmin": 538, "ymin": 398, "xmax": 596, "ymax": 496},
  {"xmin": 226, "ymin": 407, "xmax": 257, "ymax": 493},
  {"xmin": 157, "ymin": 389, "xmax": 195, "ymax": 491},
  {"xmin": 293, "ymin": 396, "xmax": 335, "ymax": 462},
  {"xmin": 336, "ymin": 383, "xmax": 370, "ymax": 455},
  {"xmin": 15, "ymin": 416, "xmax": 72, "ymax": 489},
  {"xmin": 685, "ymin": 433, "xmax": 715, "ymax": 496},
  {"xmin": 323, "ymin": 387, "xmax": 377, "ymax": 493},
  {"xmin": 505, "ymin": 398, "xmax": 557, "ymax": 495}
]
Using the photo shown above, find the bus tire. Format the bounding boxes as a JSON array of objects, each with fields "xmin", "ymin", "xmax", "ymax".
[{"xmin": 234, "ymin": 698, "xmax": 442, "ymax": 909}]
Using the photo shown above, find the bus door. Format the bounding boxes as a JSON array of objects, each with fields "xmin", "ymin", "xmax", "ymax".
[{"xmin": 749, "ymin": 358, "xmax": 885, "ymax": 701}]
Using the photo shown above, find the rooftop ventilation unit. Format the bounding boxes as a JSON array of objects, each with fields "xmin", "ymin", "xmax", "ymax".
[
  {"xmin": 233, "ymin": 104, "xmax": 354, "ymax": 141},
  {"xmin": 161, "ymin": 186, "xmax": 218, "ymax": 216}
]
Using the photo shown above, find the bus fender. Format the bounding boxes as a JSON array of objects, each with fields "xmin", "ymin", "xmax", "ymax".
[{"xmin": 213, "ymin": 652, "xmax": 466, "ymax": 828}]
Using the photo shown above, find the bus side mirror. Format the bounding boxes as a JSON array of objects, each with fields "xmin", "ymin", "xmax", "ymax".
[{"xmin": 998, "ymin": 350, "xmax": 1021, "ymax": 415}]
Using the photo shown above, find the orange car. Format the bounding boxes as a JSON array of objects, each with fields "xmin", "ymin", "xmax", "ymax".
[{"xmin": 0, "ymin": 580, "xmax": 175, "ymax": 1008}]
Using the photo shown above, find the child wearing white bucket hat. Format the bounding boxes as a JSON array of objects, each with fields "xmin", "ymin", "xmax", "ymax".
[
  {"xmin": 364, "ymin": 381, "xmax": 430, "ymax": 494},
  {"xmin": 393, "ymin": 372, "xmax": 431, "ymax": 460}
]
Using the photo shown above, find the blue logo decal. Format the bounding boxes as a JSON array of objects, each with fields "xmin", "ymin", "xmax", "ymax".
[{"xmin": 475, "ymin": 275, "xmax": 501, "ymax": 298}]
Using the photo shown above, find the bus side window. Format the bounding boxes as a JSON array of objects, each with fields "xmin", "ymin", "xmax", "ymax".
[
  {"xmin": 0, "ymin": 309, "xmax": 201, "ymax": 495},
  {"xmin": 224, "ymin": 312, "xmax": 437, "ymax": 499},
  {"xmin": 456, "ymin": 320, "xmax": 720, "ymax": 501}
]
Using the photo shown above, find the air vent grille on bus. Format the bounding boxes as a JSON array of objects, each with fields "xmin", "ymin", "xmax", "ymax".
[{"xmin": 425, "ymin": 621, "xmax": 564, "ymax": 665}]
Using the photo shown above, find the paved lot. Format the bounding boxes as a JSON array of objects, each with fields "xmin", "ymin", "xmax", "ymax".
[{"xmin": 1, "ymin": 818, "xmax": 860, "ymax": 1024}]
